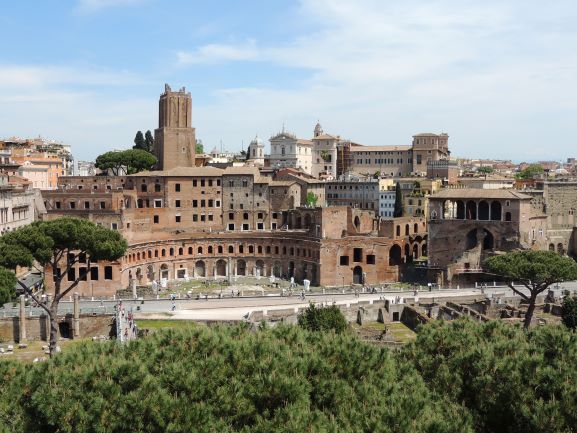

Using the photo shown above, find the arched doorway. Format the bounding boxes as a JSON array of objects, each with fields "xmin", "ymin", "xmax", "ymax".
[
  {"xmin": 412, "ymin": 244, "xmax": 419, "ymax": 259},
  {"xmin": 478, "ymin": 201, "xmax": 489, "ymax": 220},
  {"xmin": 466, "ymin": 229, "xmax": 478, "ymax": 250},
  {"xmin": 482, "ymin": 229, "xmax": 494, "ymax": 250},
  {"xmin": 215, "ymin": 259, "xmax": 227, "ymax": 277},
  {"xmin": 195, "ymin": 261, "xmax": 205, "ymax": 278},
  {"xmin": 237, "ymin": 259, "xmax": 246, "ymax": 276},
  {"xmin": 557, "ymin": 243, "xmax": 564, "ymax": 255},
  {"xmin": 353, "ymin": 266, "xmax": 363, "ymax": 284},
  {"xmin": 160, "ymin": 264, "xmax": 169, "ymax": 281},
  {"xmin": 255, "ymin": 260, "xmax": 264, "ymax": 277},
  {"xmin": 466, "ymin": 201, "xmax": 477, "ymax": 220},
  {"xmin": 549, "ymin": 243, "xmax": 555, "ymax": 251},
  {"xmin": 288, "ymin": 261, "xmax": 295, "ymax": 277},
  {"xmin": 404, "ymin": 244, "xmax": 411, "ymax": 263},
  {"xmin": 421, "ymin": 242, "xmax": 427, "ymax": 256},
  {"xmin": 389, "ymin": 244, "xmax": 402, "ymax": 266},
  {"xmin": 273, "ymin": 261, "xmax": 282, "ymax": 277},
  {"xmin": 490, "ymin": 201, "xmax": 502, "ymax": 220},
  {"xmin": 456, "ymin": 201, "xmax": 465, "ymax": 219}
]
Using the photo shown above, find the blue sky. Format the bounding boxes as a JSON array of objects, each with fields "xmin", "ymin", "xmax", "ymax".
[{"xmin": 1, "ymin": 0, "xmax": 576, "ymax": 162}]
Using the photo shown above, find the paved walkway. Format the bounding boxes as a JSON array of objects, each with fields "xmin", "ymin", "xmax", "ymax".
[{"xmin": 135, "ymin": 289, "xmax": 481, "ymax": 321}]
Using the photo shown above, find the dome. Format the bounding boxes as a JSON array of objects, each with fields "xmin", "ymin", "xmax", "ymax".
[{"xmin": 250, "ymin": 135, "xmax": 264, "ymax": 146}]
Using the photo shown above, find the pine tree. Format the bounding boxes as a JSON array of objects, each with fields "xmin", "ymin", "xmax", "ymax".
[{"xmin": 393, "ymin": 182, "xmax": 403, "ymax": 217}]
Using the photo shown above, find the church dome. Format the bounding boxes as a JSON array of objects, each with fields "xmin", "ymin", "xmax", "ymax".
[{"xmin": 250, "ymin": 135, "xmax": 264, "ymax": 147}]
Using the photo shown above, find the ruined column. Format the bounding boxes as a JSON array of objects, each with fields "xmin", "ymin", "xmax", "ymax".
[
  {"xmin": 73, "ymin": 293, "xmax": 80, "ymax": 339},
  {"xmin": 18, "ymin": 295, "xmax": 26, "ymax": 342},
  {"xmin": 131, "ymin": 279, "xmax": 137, "ymax": 299}
]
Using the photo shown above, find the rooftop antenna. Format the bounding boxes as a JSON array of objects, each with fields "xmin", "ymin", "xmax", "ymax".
[{"xmin": 220, "ymin": 139, "xmax": 223, "ymax": 153}]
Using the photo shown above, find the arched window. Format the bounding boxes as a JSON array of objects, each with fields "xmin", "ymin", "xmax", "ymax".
[
  {"xmin": 208, "ymin": 246, "xmax": 213, "ymax": 254},
  {"xmin": 228, "ymin": 245, "xmax": 234, "ymax": 254},
  {"xmin": 218, "ymin": 245, "xmax": 223, "ymax": 254},
  {"xmin": 169, "ymin": 248, "xmax": 174, "ymax": 256},
  {"xmin": 188, "ymin": 246, "xmax": 193, "ymax": 255},
  {"xmin": 197, "ymin": 246, "xmax": 203, "ymax": 254}
]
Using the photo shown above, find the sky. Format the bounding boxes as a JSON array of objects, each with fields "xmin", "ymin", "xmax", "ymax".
[{"xmin": 1, "ymin": 0, "xmax": 577, "ymax": 163}]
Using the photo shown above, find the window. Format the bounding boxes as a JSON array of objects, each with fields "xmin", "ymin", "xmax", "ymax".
[
  {"xmin": 154, "ymin": 199, "xmax": 162, "ymax": 208},
  {"xmin": 243, "ymin": 212, "xmax": 249, "ymax": 220},
  {"xmin": 201, "ymin": 215, "xmax": 206, "ymax": 222},
  {"xmin": 193, "ymin": 180, "xmax": 197, "ymax": 187},
  {"xmin": 111, "ymin": 223, "xmax": 118, "ymax": 230},
  {"xmin": 257, "ymin": 222, "xmax": 264, "ymax": 230},
  {"xmin": 175, "ymin": 215, "xmax": 181, "ymax": 223},
  {"xmin": 175, "ymin": 200, "xmax": 181, "ymax": 208},
  {"xmin": 201, "ymin": 180, "xmax": 205, "ymax": 187},
  {"xmin": 366, "ymin": 255, "xmax": 376, "ymax": 264},
  {"xmin": 257, "ymin": 213, "xmax": 263, "ymax": 219},
  {"xmin": 100, "ymin": 201, "xmax": 106, "ymax": 209},
  {"xmin": 154, "ymin": 183, "xmax": 161, "ymax": 192},
  {"xmin": 353, "ymin": 248, "xmax": 362, "ymax": 262},
  {"xmin": 239, "ymin": 245, "xmax": 244, "ymax": 254},
  {"xmin": 79, "ymin": 268, "xmax": 87, "ymax": 281},
  {"xmin": 90, "ymin": 267, "xmax": 99, "ymax": 280},
  {"xmin": 104, "ymin": 266, "xmax": 113, "ymax": 280},
  {"xmin": 242, "ymin": 224, "xmax": 249, "ymax": 230},
  {"xmin": 218, "ymin": 246, "xmax": 223, "ymax": 254},
  {"xmin": 141, "ymin": 184, "xmax": 147, "ymax": 192},
  {"xmin": 193, "ymin": 214, "xmax": 198, "ymax": 222},
  {"xmin": 153, "ymin": 215, "xmax": 159, "ymax": 224},
  {"xmin": 208, "ymin": 199, "xmax": 213, "ymax": 207},
  {"xmin": 193, "ymin": 200, "xmax": 198, "ymax": 207},
  {"xmin": 84, "ymin": 201, "xmax": 90, "ymax": 209},
  {"xmin": 175, "ymin": 183, "xmax": 181, "ymax": 192},
  {"xmin": 55, "ymin": 201, "xmax": 61, "ymax": 209},
  {"xmin": 228, "ymin": 223, "xmax": 235, "ymax": 230},
  {"xmin": 228, "ymin": 246, "xmax": 234, "ymax": 253},
  {"xmin": 215, "ymin": 200, "xmax": 220, "ymax": 207},
  {"xmin": 201, "ymin": 200, "xmax": 205, "ymax": 207},
  {"xmin": 217, "ymin": 180, "xmax": 221, "ymax": 186},
  {"xmin": 229, "ymin": 212, "xmax": 234, "ymax": 220},
  {"xmin": 208, "ymin": 180, "xmax": 213, "ymax": 187}
]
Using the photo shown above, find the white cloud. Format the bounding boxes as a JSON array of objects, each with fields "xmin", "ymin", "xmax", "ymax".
[
  {"xmin": 181, "ymin": 0, "xmax": 577, "ymax": 160},
  {"xmin": 176, "ymin": 39, "xmax": 259, "ymax": 65},
  {"xmin": 75, "ymin": 0, "xmax": 147, "ymax": 14}
]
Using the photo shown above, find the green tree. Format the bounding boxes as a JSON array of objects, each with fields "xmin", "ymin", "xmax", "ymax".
[
  {"xmin": 0, "ymin": 325, "xmax": 473, "ymax": 433},
  {"xmin": 516, "ymin": 163, "xmax": 544, "ymax": 179},
  {"xmin": 0, "ymin": 267, "xmax": 17, "ymax": 306},
  {"xmin": 95, "ymin": 149, "xmax": 157, "ymax": 175},
  {"xmin": 297, "ymin": 303, "xmax": 348, "ymax": 334},
  {"xmin": 306, "ymin": 192, "xmax": 318, "ymax": 207},
  {"xmin": 144, "ymin": 130, "xmax": 154, "ymax": 153},
  {"xmin": 0, "ymin": 218, "xmax": 127, "ymax": 356},
  {"xmin": 133, "ymin": 130, "xmax": 145, "ymax": 150},
  {"xmin": 373, "ymin": 170, "xmax": 381, "ymax": 179},
  {"xmin": 477, "ymin": 166, "xmax": 493, "ymax": 175},
  {"xmin": 484, "ymin": 250, "xmax": 577, "ymax": 329},
  {"xmin": 562, "ymin": 295, "xmax": 577, "ymax": 330},
  {"xmin": 401, "ymin": 319, "xmax": 577, "ymax": 433},
  {"xmin": 195, "ymin": 139, "xmax": 204, "ymax": 154},
  {"xmin": 393, "ymin": 182, "xmax": 403, "ymax": 217}
]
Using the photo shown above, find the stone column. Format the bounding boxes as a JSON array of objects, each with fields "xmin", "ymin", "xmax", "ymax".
[
  {"xmin": 131, "ymin": 279, "xmax": 137, "ymax": 299},
  {"xmin": 73, "ymin": 293, "xmax": 80, "ymax": 339},
  {"xmin": 476, "ymin": 202, "xmax": 479, "ymax": 220},
  {"xmin": 18, "ymin": 295, "xmax": 26, "ymax": 342}
]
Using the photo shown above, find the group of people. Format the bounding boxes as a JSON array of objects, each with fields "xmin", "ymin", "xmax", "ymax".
[{"xmin": 116, "ymin": 301, "xmax": 138, "ymax": 342}]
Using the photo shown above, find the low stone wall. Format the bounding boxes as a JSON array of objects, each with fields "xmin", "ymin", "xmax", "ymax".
[{"xmin": 0, "ymin": 314, "xmax": 114, "ymax": 343}]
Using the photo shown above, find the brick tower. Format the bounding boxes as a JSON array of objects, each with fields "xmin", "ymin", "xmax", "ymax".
[{"xmin": 154, "ymin": 84, "xmax": 196, "ymax": 170}]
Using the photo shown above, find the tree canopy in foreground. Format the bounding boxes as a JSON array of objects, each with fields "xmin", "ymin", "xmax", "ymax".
[
  {"xmin": 1, "ymin": 321, "xmax": 577, "ymax": 433},
  {"xmin": 0, "ymin": 325, "xmax": 471, "ymax": 433}
]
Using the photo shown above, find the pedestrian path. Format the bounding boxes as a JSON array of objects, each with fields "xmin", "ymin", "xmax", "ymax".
[{"xmin": 115, "ymin": 302, "xmax": 138, "ymax": 343}]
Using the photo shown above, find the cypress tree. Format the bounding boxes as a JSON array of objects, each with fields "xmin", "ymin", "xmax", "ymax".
[{"xmin": 133, "ymin": 130, "xmax": 145, "ymax": 150}]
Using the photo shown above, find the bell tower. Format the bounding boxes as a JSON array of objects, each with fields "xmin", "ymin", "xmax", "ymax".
[{"xmin": 154, "ymin": 84, "xmax": 196, "ymax": 170}]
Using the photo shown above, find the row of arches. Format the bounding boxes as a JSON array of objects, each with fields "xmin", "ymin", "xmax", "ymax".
[
  {"xmin": 126, "ymin": 242, "xmax": 320, "ymax": 265},
  {"xmin": 438, "ymin": 200, "xmax": 511, "ymax": 221},
  {"xmin": 127, "ymin": 258, "xmax": 319, "ymax": 284},
  {"xmin": 395, "ymin": 222, "xmax": 426, "ymax": 237},
  {"xmin": 388, "ymin": 240, "xmax": 428, "ymax": 266},
  {"xmin": 549, "ymin": 243, "xmax": 565, "ymax": 255}
]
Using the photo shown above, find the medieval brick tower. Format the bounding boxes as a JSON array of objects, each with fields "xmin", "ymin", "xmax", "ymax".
[{"xmin": 154, "ymin": 84, "xmax": 196, "ymax": 170}]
